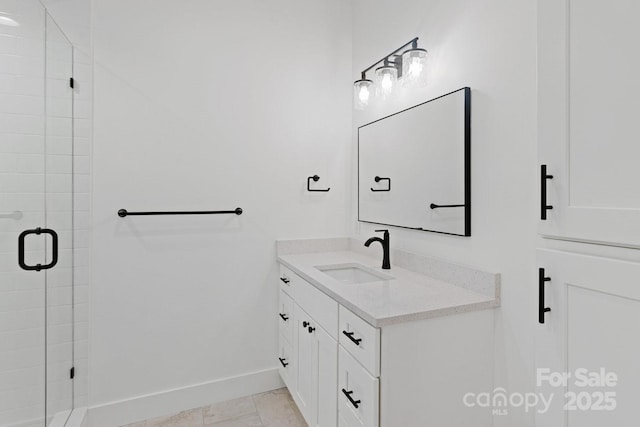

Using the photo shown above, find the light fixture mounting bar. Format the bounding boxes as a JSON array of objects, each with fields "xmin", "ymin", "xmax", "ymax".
[{"xmin": 361, "ymin": 37, "xmax": 419, "ymax": 75}]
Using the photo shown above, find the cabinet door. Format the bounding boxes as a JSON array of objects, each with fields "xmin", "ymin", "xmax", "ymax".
[
  {"xmin": 538, "ymin": 0, "xmax": 640, "ymax": 247},
  {"xmin": 293, "ymin": 304, "xmax": 316, "ymax": 424},
  {"xmin": 536, "ymin": 250, "xmax": 640, "ymax": 426},
  {"xmin": 279, "ymin": 288, "xmax": 294, "ymax": 344},
  {"xmin": 278, "ymin": 334, "xmax": 294, "ymax": 390},
  {"xmin": 292, "ymin": 303, "xmax": 338, "ymax": 427},
  {"xmin": 314, "ymin": 324, "xmax": 338, "ymax": 427}
]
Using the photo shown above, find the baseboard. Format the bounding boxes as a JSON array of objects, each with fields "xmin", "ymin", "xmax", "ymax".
[
  {"xmin": 87, "ymin": 368, "xmax": 283, "ymax": 427},
  {"xmin": 49, "ymin": 410, "xmax": 72, "ymax": 427},
  {"xmin": 67, "ymin": 407, "xmax": 88, "ymax": 427}
]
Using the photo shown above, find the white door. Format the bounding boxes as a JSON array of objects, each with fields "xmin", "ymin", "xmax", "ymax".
[
  {"xmin": 538, "ymin": 0, "xmax": 640, "ymax": 247},
  {"xmin": 536, "ymin": 250, "xmax": 640, "ymax": 426}
]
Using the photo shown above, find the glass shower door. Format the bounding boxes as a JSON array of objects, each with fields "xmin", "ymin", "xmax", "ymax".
[
  {"xmin": 44, "ymin": 12, "xmax": 74, "ymax": 425},
  {"xmin": 0, "ymin": 2, "xmax": 74, "ymax": 425}
]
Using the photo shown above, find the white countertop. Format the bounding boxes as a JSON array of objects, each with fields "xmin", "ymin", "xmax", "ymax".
[{"xmin": 277, "ymin": 250, "xmax": 499, "ymax": 327}]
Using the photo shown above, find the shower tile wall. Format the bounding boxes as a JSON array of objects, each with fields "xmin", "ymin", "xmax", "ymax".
[{"xmin": 0, "ymin": 2, "xmax": 48, "ymax": 425}]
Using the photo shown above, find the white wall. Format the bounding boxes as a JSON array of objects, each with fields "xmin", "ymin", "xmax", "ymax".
[
  {"xmin": 351, "ymin": 1, "xmax": 537, "ymax": 426},
  {"xmin": 90, "ymin": 0, "xmax": 352, "ymax": 416}
]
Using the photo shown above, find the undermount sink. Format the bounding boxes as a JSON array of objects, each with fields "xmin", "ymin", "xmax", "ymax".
[{"xmin": 315, "ymin": 263, "xmax": 394, "ymax": 284}]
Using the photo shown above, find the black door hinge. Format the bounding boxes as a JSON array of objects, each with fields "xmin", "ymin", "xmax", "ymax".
[
  {"xmin": 70, "ymin": 367, "xmax": 75, "ymax": 379},
  {"xmin": 69, "ymin": 77, "xmax": 75, "ymax": 88}
]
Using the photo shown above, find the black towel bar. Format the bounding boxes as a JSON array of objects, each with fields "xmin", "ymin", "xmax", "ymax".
[{"xmin": 118, "ymin": 208, "xmax": 243, "ymax": 217}]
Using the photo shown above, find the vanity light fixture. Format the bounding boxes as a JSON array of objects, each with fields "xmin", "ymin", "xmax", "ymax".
[
  {"xmin": 375, "ymin": 60, "xmax": 398, "ymax": 99},
  {"xmin": 402, "ymin": 42, "xmax": 428, "ymax": 87},
  {"xmin": 353, "ymin": 37, "xmax": 427, "ymax": 109},
  {"xmin": 353, "ymin": 72, "xmax": 374, "ymax": 110}
]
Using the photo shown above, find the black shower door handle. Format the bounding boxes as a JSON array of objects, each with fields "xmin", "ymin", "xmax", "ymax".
[{"xmin": 18, "ymin": 227, "xmax": 58, "ymax": 271}]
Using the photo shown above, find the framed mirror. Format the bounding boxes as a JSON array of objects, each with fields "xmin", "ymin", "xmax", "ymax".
[{"xmin": 358, "ymin": 87, "xmax": 471, "ymax": 236}]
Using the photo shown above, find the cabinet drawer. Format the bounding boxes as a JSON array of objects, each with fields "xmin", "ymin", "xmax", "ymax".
[
  {"xmin": 278, "ymin": 289, "xmax": 294, "ymax": 344},
  {"xmin": 339, "ymin": 306, "xmax": 380, "ymax": 377},
  {"xmin": 279, "ymin": 263, "xmax": 338, "ymax": 339},
  {"xmin": 279, "ymin": 264, "xmax": 295, "ymax": 292},
  {"xmin": 338, "ymin": 347, "xmax": 379, "ymax": 427},
  {"xmin": 278, "ymin": 335, "xmax": 294, "ymax": 390}
]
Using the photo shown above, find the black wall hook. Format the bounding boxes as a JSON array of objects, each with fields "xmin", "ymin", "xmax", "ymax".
[
  {"xmin": 307, "ymin": 175, "xmax": 330, "ymax": 192},
  {"xmin": 370, "ymin": 176, "xmax": 391, "ymax": 192}
]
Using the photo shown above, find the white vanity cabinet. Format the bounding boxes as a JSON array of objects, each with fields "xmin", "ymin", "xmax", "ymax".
[
  {"xmin": 278, "ymin": 263, "xmax": 495, "ymax": 427},
  {"xmin": 279, "ymin": 265, "xmax": 339, "ymax": 427}
]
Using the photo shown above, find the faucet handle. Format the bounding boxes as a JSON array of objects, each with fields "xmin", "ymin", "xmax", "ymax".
[{"xmin": 374, "ymin": 229, "xmax": 389, "ymax": 233}]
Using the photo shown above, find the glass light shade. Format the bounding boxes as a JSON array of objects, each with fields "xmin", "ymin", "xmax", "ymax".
[
  {"xmin": 0, "ymin": 15, "xmax": 19, "ymax": 27},
  {"xmin": 402, "ymin": 48, "xmax": 428, "ymax": 87},
  {"xmin": 375, "ymin": 65, "xmax": 398, "ymax": 99},
  {"xmin": 353, "ymin": 79, "xmax": 374, "ymax": 110}
]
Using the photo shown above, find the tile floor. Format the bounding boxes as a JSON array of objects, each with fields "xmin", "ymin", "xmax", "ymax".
[{"xmin": 122, "ymin": 388, "xmax": 307, "ymax": 427}]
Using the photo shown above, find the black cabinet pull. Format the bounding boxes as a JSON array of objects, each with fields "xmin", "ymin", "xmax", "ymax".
[
  {"xmin": 303, "ymin": 321, "xmax": 310, "ymax": 328},
  {"xmin": 539, "ymin": 268, "xmax": 551, "ymax": 324},
  {"xmin": 308, "ymin": 326, "xmax": 316, "ymax": 333},
  {"xmin": 370, "ymin": 176, "xmax": 390, "ymax": 192},
  {"xmin": 278, "ymin": 357, "xmax": 288, "ymax": 368},
  {"xmin": 18, "ymin": 227, "xmax": 58, "ymax": 271},
  {"xmin": 279, "ymin": 313, "xmax": 289, "ymax": 322},
  {"xmin": 540, "ymin": 165, "xmax": 554, "ymax": 220},
  {"xmin": 307, "ymin": 175, "xmax": 330, "ymax": 192},
  {"xmin": 280, "ymin": 277, "xmax": 290, "ymax": 284},
  {"xmin": 342, "ymin": 389, "xmax": 361, "ymax": 409},
  {"xmin": 342, "ymin": 330, "xmax": 362, "ymax": 346}
]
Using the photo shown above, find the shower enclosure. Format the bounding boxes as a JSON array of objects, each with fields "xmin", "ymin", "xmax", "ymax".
[{"xmin": 1, "ymin": 1, "xmax": 76, "ymax": 425}]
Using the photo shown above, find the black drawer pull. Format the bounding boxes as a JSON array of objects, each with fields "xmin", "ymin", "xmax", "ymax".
[
  {"xmin": 303, "ymin": 321, "xmax": 310, "ymax": 328},
  {"xmin": 278, "ymin": 357, "xmax": 288, "ymax": 368},
  {"xmin": 342, "ymin": 330, "xmax": 362, "ymax": 346},
  {"xmin": 279, "ymin": 313, "xmax": 289, "ymax": 322},
  {"xmin": 280, "ymin": 277, "xmax": 290, "ymax": 284},
  {"xmin": 308, "ymin": 326, "xmax": 316, "ymax": 334},
  {"xmin": 342, "ymin": 389, "xmax": 361, "ymax": 409},
  {"xmin": 540, "ymin": 165, "xmax": 554, "ymax": 220},
  {"xmin": 538, "ymin": 268, "xmax": 551, "ymax": 324}
]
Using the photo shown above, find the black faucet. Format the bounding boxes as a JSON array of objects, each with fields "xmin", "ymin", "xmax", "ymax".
[{"xmin": 364, "ymin": 229, "xmax": 390, "ymax": 270}]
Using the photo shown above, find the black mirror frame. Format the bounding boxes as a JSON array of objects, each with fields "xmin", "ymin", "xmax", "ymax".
[{"xmin": 357, "ymin": 87, "xmax": 471, "ymax": 237}]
